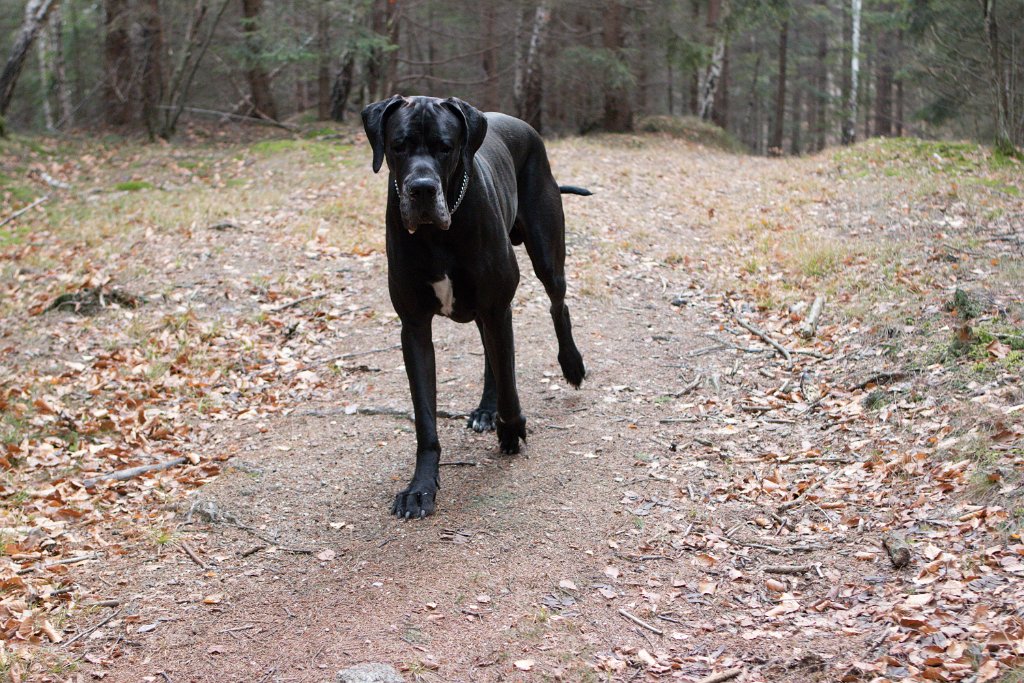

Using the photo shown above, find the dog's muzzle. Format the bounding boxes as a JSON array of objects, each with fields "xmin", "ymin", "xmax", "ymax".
[{"xmin": 397, "ymin": 177, "xmax": 451, "ymax": 234}]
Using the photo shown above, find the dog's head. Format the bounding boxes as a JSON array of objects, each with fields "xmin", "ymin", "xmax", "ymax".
[{"xmin": 361, "ymin": 95, "xmax": 487, "ymax": 234}]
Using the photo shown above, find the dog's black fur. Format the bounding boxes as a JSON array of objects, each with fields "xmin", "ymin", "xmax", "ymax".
[{"xmin": 361, "ymin": 95, "xmax": 588, "ymax": 518}]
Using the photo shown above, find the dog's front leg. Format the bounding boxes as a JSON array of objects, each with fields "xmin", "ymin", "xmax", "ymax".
[
  {"xmin": 392, "ymin": 319, "xmax": 441, "ymax": 518},
  {"xmin": 479, "ymin": 306, "xmax": 527, "ymax": 454}
]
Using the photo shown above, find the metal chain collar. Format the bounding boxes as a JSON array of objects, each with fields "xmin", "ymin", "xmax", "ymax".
[{"xmin": 393, "ymin": 170, "xmax": 470, "ymax": 215}]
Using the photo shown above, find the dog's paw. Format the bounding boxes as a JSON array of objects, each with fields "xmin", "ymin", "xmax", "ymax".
[
  {"xmin": 496, "ymin": 415, "xmax": 527, "ymax": 454},
  {"xmin": 391, "ymin": 480, "xmax": 438, "ymax": 519},
  {"xmin": 559, "ymin": 347, "xmax": 586, "ymax": 388},
  {"xmin": 467, "ymin": 407, "xmax": 496, "ymax": 432}
]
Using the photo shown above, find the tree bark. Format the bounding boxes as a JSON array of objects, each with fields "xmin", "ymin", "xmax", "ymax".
[
  {"xmin": 241, "ymin": 0, "xmax": 278, "ymax": 120},
  {"xmin": 980, "ymin": 0, "xmax": 1013, "ymax": 150},
  {"xmin": 712, "ymin": 43, "xmax": 730, "ymax": 129},
  {"xmin": 813, "ymin": 0, "xmax": 828, "ymax": 151},
  {"xmin": 515, "ymin": 1, "xmax": 551, "ymax": 132},
  {"xmin": 316, "ymin": 2, "xmax": 330, "ymax": 120},
  {"xmin": 770, "ymin": 17, "xmax": 789, "ymax": 155},
  {"xmin": 480, "ymin": 3, "xmax": 499, "ymax": 111},
  {"xmin": 1, "ymin": 0, "xmax": 59, "ymax": 118},
  {"xmin": 698, "ymin": 0, "xmax": 728, "ymax": 122},
  {"xmin": 36, "ymin": 8, "xmax": 54, "ymax": 129},
  {"xmin": 103, "ymin": 0, "xmax": 132, "ymax": 125},
  {"xmin": 51, "ymin": 4, "xmax": 72, "ymax": 128},
  {"xmin": 602, "ymin": 0, "xmax": 633, "ymax": 131},
  {"xmin": 841, "ymin": 0, "xmax": 861, "ymax": 144},
  {"xmin": 874, "ymin": 17, "xmax": 893, "ymax": 137},
  {"xmin": 136, "ymin": 0, "xmax": 164, "ymax": 138}
]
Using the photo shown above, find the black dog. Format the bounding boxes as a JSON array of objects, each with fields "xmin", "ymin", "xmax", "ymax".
[{"xmin": 361, "ymin": 95, "xmax": 588, "ymax": 518}]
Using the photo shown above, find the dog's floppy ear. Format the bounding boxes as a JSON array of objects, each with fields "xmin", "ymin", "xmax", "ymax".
[
  {"xmin": 442, "ymin": 97, "xmax": 487, "ymax": 178},
  {"xmin": 361, "ymin": 95, "xmax": 405, "ymax": 173}
]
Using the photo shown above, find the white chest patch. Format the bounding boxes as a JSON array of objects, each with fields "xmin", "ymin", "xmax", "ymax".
[{"xmin": 431, "ymin": 276, "xmax": 454, "ymax": 317}]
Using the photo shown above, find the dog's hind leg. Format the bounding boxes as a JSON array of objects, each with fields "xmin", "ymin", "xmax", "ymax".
[
  {"xmin": 467, "ymin": 319, "xmax": 497, "ymax": 432},
  {"xmin": 518, "ymin": 175, "xmax": 586, "ymax": 388}
]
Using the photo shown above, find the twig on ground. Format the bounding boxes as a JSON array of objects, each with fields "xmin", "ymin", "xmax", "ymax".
[
  {"xmin": 617, "ymin": 608, "xmax": 663, "ymax": 635},
  {"xmin": 696, "ymin": 668, "xmax": 744, "ymax": 683},
  {"xmin": 272, "ymin": 293, "xmax": 327, "ymax": 312},
  {"xmin": 82, "ymin": 457, "xmax": 188, "ymax": 488},
  {"xmin": 733, "ymin": 315, "xmax": 792, "ymax": 365},
  {"xmin": 799, "ymin": 296, "xmax": 825, "ymax": 339},
  {"xmin": 778, "ymin": 478, "xmax": 825, "ymax": 513},
  {"xmin": 0, "ymin": 195, "xmax": 49, "ymax": 228},
  {"xmin": 179, "ymin": 541, "xmax": 208, "ymax": 570},
  {"xmin": 17, "ymin": 553, "xmax": 100, "ymax": 575},
  {"xmin": 850, "ymin": 371, "xmax": 908, "ymax": 391},
  {"xmin": 663, "ymin": 375, "xmax": 702, "ymax": 397},
  {"xmin": 439, "ymin": 461, "xmax": 479, "ymax": 467},
  {"xmin": 207, "ymin": 221, "xmax": 239, "ymax": 230},
  {"xmin": 763, "ymin": 564, "xmax": 812, "ymax": 575},
  {"xmin": 316, "ymin": 343, "xmax": 402, "ymax": 365},
  {"xmin": 63, "ymin": 607, "xmax": 123, "ymax": 647}
]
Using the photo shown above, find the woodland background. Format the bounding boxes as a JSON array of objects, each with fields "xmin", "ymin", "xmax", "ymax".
[{"xmin": 1, "ymin": 0, "xmax": 1023, "ymax": 154}]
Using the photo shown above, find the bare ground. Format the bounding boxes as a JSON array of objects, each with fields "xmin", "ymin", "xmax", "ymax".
[{"xmin": 2, "ymin": 129, "xmax": 1022, "ymax": 682}]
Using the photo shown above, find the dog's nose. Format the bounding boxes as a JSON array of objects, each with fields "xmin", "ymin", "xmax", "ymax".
[{"xmin": 406, "ymin": 178, "xmax": 439, "ymax": 200}]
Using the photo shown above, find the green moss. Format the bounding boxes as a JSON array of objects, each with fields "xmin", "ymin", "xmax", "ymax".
[
  {"xmin": 635, "ymin": 115, "xmax": 746, "ymax": 153},
  {"xmin": 114, "ymin": 180, "xmax": 154, "ymax": 192}
]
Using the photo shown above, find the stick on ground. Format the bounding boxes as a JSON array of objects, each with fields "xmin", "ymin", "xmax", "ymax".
[
  {"xmin": 696, "ymin": 668, "xmax": 744, "ymax": 683},
  {"xmin": 799, "ymin": 295, "xmax": 825, "ymax": 339},
  {"xmin": 734, "ymin": 315, "xmax": 792, "ymax": 365},
  {"xmin": 0, "ymin": 195, "xmax": 49, "ymax": 228},
  {"xmin": 82, "ymin": 457, "xmax": 188, "ymax": 488},
  {"xmin": 617, "ymin": 608, "xmax": 663, "ymax": 635}
]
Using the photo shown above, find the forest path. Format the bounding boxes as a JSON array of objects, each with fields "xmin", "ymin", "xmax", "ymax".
[{"xmin": 10, "ymin": 131, "xmax": 1019, "ymax": 683}]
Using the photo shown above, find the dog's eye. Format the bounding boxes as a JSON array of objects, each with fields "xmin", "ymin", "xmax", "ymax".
[
  {"xmin": 439, "ymin": 143, "xmax": 453, "ymax": 154},
  {"xmin": 392, "ymin": 140, "xmax": 407, "ymax": 151}
]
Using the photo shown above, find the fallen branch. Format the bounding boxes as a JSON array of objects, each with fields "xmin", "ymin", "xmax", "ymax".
[
  {"xmin": 734, "ymin": 315, "xmax": 792, "ymax": 365},
  {"xmin": 316, "ymin": 343, "xmax": 401, "ymax": 366},
  {"xmin": 763, "ymin": 564, "xmax": 812, "ymax": 575},
  {"xmin": 63, "ymin": 607, "xmax": 122, "ymax": 648},
  {"xmin": 0, "ymin": 194, "xmax": 49, "ymax": 228},
  {"xmin": 17, "ymin": 553, "xmax": 100, "ymax": 575},
  {"xmin": 161, "ymin": 105, "xmax": 298, "ymax": 131},
  {"xmin": 881, "ymin": 533, "xmax": 912, "ymax": 568},
  {"xmin": 618, "ymin": 608, "xmax": 663, "ymax": 635},
  {"xmin": 272, "ymin": 293, "xmax": 327, "ymax": 312},
  {"xmin": 850, "ymin": 371, "xmax": 908, "ymax": 391},
  {"xmin": 179, "ymin": 541, "xmax": 208, "ymax": 570},
  {"xmin": 778, "ymin": 478, "xmax": 824, "ymax": 513},
  {"xmin": 697, "ymin": 668, "xmax": 744, "ymax": 683},
  {"xmin": 82, "ymin": 457, "xmax": 188, "ymax": 488},
  {"xmin": 799, "ymin": 296, "xmax": 825, "ymax": 339}
]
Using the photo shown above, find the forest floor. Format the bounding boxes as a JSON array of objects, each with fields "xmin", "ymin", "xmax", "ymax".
[{"xmin": 1, "ymin": 122, "xmax": 1023, "ymax": 683}]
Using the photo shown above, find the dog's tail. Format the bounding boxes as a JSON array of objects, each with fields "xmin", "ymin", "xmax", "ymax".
[{"xmin": 558, "ymin": 185, "xmax": 593, "ymax": 196}]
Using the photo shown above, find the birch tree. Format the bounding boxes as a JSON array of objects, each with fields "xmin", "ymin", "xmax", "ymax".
[
  {"xmin": 841, "ymin": 0, "xmax": 861, "ymax": 144},
  {"xmin": 0, "ymin": 0, "xmax": 59, "ymax": 119}
]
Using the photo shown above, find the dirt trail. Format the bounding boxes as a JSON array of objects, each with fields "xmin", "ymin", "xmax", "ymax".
[{"xmin": 51, "ymin": 135, "xmax": 1022, "ymax": 683}]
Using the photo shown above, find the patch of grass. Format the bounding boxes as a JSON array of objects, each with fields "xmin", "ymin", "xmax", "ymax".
[
  {"xmin": 150, "ymin": 528, "xmax": 175, "ymax": 545},
  {"xmin": 635, "ymin": 115, "xmax": 746, "ymax": 153},
  {"xmin": 113, "ymin": 180, "xmax": 154, "ymax": 192}
]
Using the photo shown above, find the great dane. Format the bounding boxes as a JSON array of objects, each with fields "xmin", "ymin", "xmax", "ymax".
[{"xmin": 361, "ymin": 95, "xmax": 589, "ymax": 518}]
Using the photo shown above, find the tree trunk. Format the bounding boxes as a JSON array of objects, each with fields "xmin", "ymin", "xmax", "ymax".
[
  {"xmin": 791, "ymin": 53, "xmax": 803, "ymax": 154},
  {"xmin": 981, "ymin": 0, "xmax": 1013, "ymax": 150},
  {"xmin": 874, "ymin": 18, "xmax": 893, "ymax": 137},
  {"xmin": 102, "ymin": 0, "xmax": 133, "ymax": 125},
  {"xmin": 159, "ymin": 0, "xmax": 232, "ymax": 138},
  {"xmin": 480, "ymin": 3, "xmax": 499, "ymax": 111},
  {"xmin": 602, "ymin": 0, "xmax": 632, "ymax": 131},
  {"xmin": 317, "ymin": 2, "xmax": 330, "ymax": 120},
  {"xmin": 841, "ymin": 0, "xmax": 861, "ymax": 144},
  {"xmin": 384, "ymin": 0, "xmax": 399, "ymax": 96},
  {"xmin": 36, "ymin": 9, "xmax": 54, "ymax": 130},
  {"xmin": 770, "ymin": 17, "xmax": 789, "ymax": 155},
  {"xmin": 51, "ymin": 4, "xmax": 72, "ymax": 128},
  {"xmin": 1, "ymin": 0, "xmax": 59, "ymax": 119},
  {"xmin": 515, "ymin": 1, "xmax": 551, "ymax": 132},
  {"xmin": 136, "ymin": 0, "xmax": 164, "ymax": 138},
  {"xmin": 330, "ymin": 53, "xmax": 355, "ymax": 121},
  {"xmin": 241, "ymin": 0, "xmax": 278, "ymax": 120},
  {"xmin": 698, "ymin": 0, "xmax": 728, "ymax": 121},
  {"xmin": 712, "ymin": 42, "xmax": 730, "ymax": 129},
  {"xmin": 813, "ymin": 0, "xmax": 828, "ymax": 151}
]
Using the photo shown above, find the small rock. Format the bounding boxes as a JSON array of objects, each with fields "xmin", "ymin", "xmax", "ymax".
[{"xmin": 336, "ymin": 663, "xmax": 404, "ymax": 683}]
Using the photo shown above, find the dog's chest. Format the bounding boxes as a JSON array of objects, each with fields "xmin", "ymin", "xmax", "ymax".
[{"xmin": 431, "ymin": 276, "xmax": 455, "ymax": 317}]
